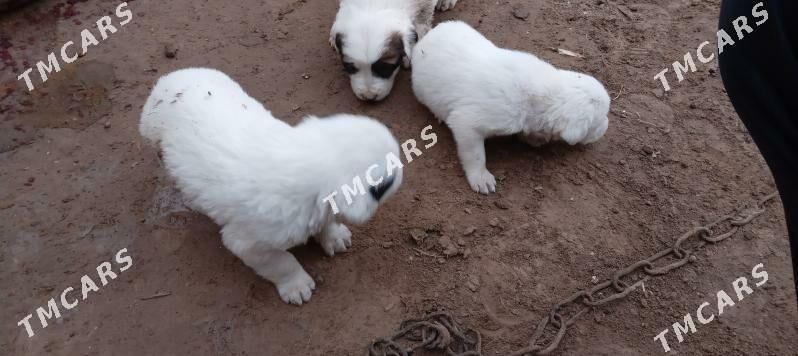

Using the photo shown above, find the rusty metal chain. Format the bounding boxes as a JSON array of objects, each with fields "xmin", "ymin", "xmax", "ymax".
[
  {"xmin": 510, "ymin": 192, "xmax": 780, "ymax": 356},
  {"xmin": 367, "ymin": 312, "xmax": 482, "ymax": 356},
  {"xmin": 366, "ymin": 193, "xmax": 779, "ymax": 356}
]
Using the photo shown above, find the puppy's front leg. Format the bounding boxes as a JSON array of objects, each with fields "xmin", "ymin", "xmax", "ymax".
[
  {"xmin": 229, "ymin": 241, "xmax": 316, "ymax": 305},
  {"xmin": 451, "ymin": 125, "xmax": 496, "ymax": 194},
  {"xmin": 315, "ymin": 221, "xmax": 352, "ymax": 257}
]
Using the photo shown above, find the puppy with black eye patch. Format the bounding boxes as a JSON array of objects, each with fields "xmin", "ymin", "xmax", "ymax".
[
  {"xmin": 330, "ymin": 0, "xmax": 461, "ymax": 102},
  {"xmin": 140, "ymin": 68, "xmax": 403, "ymax": 305}
]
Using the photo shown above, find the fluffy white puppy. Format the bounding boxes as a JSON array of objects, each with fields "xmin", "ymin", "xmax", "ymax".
[
  {"xmin": 140, "ymin": 68, "xmax": 402, "ymax": 305},
  {"xmin": 330, "ymin": 0, "xmax": 460, "ymax": 102},
  {"xmin": 411, "ymin": 21, "xmax": 610, "ymax": 194}
]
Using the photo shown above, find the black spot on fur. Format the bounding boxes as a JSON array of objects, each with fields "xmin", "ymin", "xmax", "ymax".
[
  {"xmin": 343, "ymin": 62, "xmax": 358, "ymax": 74},
  {"xmin": 372, "ymin": 60, "xmax": 400, "ymax": 79},
  {"xmin": 336, "ymin": 33, "xmax": 360, "ymax": 75},
  {"xmin": 369, "ymin": 175, "xmax": 395, "ymax": 201},
  {"xmin": 371, "ymin": 32, "xmax": 404, "ymax": 79}
]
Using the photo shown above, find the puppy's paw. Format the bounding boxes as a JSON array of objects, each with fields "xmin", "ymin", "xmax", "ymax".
[
  {"xmin": 466, "ymin": 169, "xmax": 497, "ymax": 195},
  {"xmin": 436, "ymin": 0, "xmax": 458, "ymax": 11},
  {"xmin": 320, "ymin": 224, "xmax": 352, "ymax": 257},
  {"xmin": 277, "ymin": 271, "xmax": 316, "ymax": 305}
]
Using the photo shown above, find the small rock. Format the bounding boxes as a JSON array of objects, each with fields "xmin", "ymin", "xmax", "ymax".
[
  {"xmin": 438, "ymin": 235, "xmax": 460, "ymax": 257},
  {"xmin": 743, "ymin": 229, "xmax": 756, "ymax": 240},
  {"xmin": 591, "ymin": 276, "xmax": 599, "ymax": 284},
  {"xmin": 642, "ymin": 145, "xmax": 655, "ymax": 155},
  {"xmin": 489, "ymin": 218, "xmax": 500, "ymax": 227},
  {"xmin": 466, "ymin": 275, "xmax": 480, "ymax": 292},
  {"xmin": 103, "ymin": 120, "xmax": 111, "ymax": 129},
  {"xmin": 494, "ymin": 200, "xmax": 509, "ymax": 210},
  {"xmin": 512, "ymin": 6, "xmax": 530, "ymax": 20},
  {"xmin": 384, "ymin": 295, "xmax": 399, "ymax": 311},
  {"xmin": 164, "ymin": 44, "xmax": 178, "ymax": 59},
  {"xmin": 463, "ymin": 226, "xmax": 477, "ymax": 236},
  {"xmin": 408, "ymin": 228, "xmax": 426, "ymax": 245}
]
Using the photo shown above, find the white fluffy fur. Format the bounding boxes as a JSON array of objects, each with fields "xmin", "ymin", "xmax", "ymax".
[
  {"xmin": 330, "ymin": 0, "xmax": 460, "ymax": 101},
  {"xmin": 140, "ymin": 68, "xmax": 402, "ymax": 305},
  {"xmin": 411, "ymin": 21, "xmax": 610, "ymax": 194}
]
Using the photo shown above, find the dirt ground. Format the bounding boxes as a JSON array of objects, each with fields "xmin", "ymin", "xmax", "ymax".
[{"xmin": 1, "ymin": 0, "xmax": 796, "ymax": 355}]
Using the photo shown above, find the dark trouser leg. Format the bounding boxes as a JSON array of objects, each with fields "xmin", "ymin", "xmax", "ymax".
[{"xmin": 719, "ymin": 0, "xmax": 798, "ymax": 296}]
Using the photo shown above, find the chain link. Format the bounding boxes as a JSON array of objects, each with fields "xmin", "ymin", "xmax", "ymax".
[
  {"xmin": 510, "ymin": 192, "xmax": 779, "ymax": 355},
  {"xmin": 367, "ymin": 312, "xmax": 482, "ymax": 356}
]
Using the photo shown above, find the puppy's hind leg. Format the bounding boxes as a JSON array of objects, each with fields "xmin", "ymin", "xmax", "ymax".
[
  {"xmin": 315, "ymin": 221, "xmax": 352, "ymax": 257},
  {"xmin": 449, "ymin": 122, "xmax": 496, "ymax": 194},
  {"xmin": 222, "ymin": 225, "xmax": 315, "ymax": 305},
  {"xmin": 436, "ymin": 0, "xmax": 459, "ymax": 11}
]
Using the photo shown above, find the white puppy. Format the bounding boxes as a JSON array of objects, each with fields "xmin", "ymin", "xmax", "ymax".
[
  {"xmin": 140, "ymin": 68, "xmax": 402, "ymax": 305},
  {"xmin": 411, "ymin": 21, "xmax": 610, "ymax": 194},
  {"xmin": 330, "ymin": 0, "xmax": 460, "ymax": 101}
]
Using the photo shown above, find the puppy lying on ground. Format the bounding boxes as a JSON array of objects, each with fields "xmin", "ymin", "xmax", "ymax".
[
  {"xmin": 140, "ymin": 68, "xmax": 402, "ymax": 305},
  {"xmin": 411, "ymin": 21, "xmax": 610, "ymax": 194},
  {"xmin": 330, "ymin": 0, "xmax": 460, "ymax": 102}
]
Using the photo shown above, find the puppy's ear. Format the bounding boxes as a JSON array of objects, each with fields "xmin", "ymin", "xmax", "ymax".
[
  {"xmin": 331, "ymin": 33, "xmax": 344, "ymax": 55},
  {"xmin": 401, "ymin": 29, "xmax": 416, "ymax": 68},
  {"xmin": 369, "ymin": 175, "xmax": 395, "ymax": 201}
]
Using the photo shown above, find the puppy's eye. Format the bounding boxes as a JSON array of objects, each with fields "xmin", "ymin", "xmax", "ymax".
[
  {"xmin": 371, "ymin": 60, "xmax": 400, "ymax": 79},
  {"xmin": 342, "ymin": 62, "xmax": 358, "ymax": 74}
]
